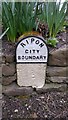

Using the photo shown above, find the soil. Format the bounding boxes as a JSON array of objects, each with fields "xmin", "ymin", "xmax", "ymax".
[{"xmin": 2, "ymin": 91, "xmax": 68, "ymax": 120}]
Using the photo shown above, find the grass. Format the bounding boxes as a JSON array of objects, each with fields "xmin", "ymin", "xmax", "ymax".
[
  {"xmin": 38, "ymin": 1, "xmax": 67, "ymax": 47},
  {"xmin": 2, "ymin": 1, "xmax": 39, "ymax": 42},
  {"xmin": 2, "ymin": 0, "xmax": 67, "ymax": 47}
]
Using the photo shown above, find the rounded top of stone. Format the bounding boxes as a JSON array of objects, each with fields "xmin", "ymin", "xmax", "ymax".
[{"xmin": 16, "ymin": 35, "xmax": 48, "ymax": 63}]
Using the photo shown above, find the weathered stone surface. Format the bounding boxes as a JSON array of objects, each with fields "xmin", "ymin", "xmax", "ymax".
[
  {"xmin": 46, "ymin": 66, "xmax": 67, "ymax": 77},
  {"xmin": 2, "ymin": 82, "xmax": 33, "ymax": 96},
  {"xmin": 46, "ymin": 77, "xmax": 68, "ymax": 83},
  {"xmin": 17, "ymin": 64, "xmax": 47, "ymax": 88},
  {"xmin": 36, "ymin": 83, "xmax": 67, "ymax": 93},
  {"xmin": 48, "ymin": 45, "xmax": 68, "ymax": 66},
  {"xmin": 5, "ymin": 54, "xmax": 15, "ymax": 63},
  {"xmin": 2, "ymin": 74, "xmax": 16, "ymax": 85},
  {"xmin": 2, "ymin": 63, "xmax": 16, "ymax": 76}
]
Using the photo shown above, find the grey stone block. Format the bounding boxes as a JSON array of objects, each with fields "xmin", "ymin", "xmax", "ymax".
[
  {"xmin": 46, "ymin": 77, "xmax": 68, "ymax": 83},
  {"xmin": 5, "ymin": 54, "xmax": 15, "ymax": 63},
  {"xmin": 46, "ymin": 66, "xmax": 67, "ymax": 77},
  {"xmin": 2, "ymin": 63, "xmax": 16, "ymax": 76},
  {"xmin": 2, "ymin": 74, "xmax": 16, "ymax": 85},
  {"xmin": 36, "ymin": 83, "xmax": 67, "ymax": 93},
  {"xmin": 2, "ymin": 82, "xmax": 33, "ymax": 96},
  {"xmin": 48, "ymin": 45, "xmax": 68, "ymax": 66}
]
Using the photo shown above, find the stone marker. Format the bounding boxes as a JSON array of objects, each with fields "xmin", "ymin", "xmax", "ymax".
[{"xmin": 16, "ymin": 36, "xmax": 48, "ymax": 88}]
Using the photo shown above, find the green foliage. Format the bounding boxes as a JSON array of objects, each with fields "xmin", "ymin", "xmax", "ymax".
[
  {"xmin": 38, "ymin": 1, "xmax": 67, "ymax": 47},
  {"xmin": 64, "ymin": 16, "xmax": 68, "ymax": 26},
  {"xmin": 47, "ymin": 38, "xmax": 58, "ymax": 47},
  {"xmin": 38, "ymin": 1, "xmax": 67, "ymax": 38},
  {"xmin": 2, "ymin": 1, "xmax": 39, "ymax": 42},
  {"xmin": 2, "ymin": 0, "xmax": 67, "ymax": 46}
]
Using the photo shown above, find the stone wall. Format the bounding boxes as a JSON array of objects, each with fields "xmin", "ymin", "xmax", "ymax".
[
  {"xmin": 47, "ymin": 44, "xmax": 68, "ymax": 83},
  {"xmin": 2, "ymin": 44, "xmax": 68, "ymax": 96}
]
